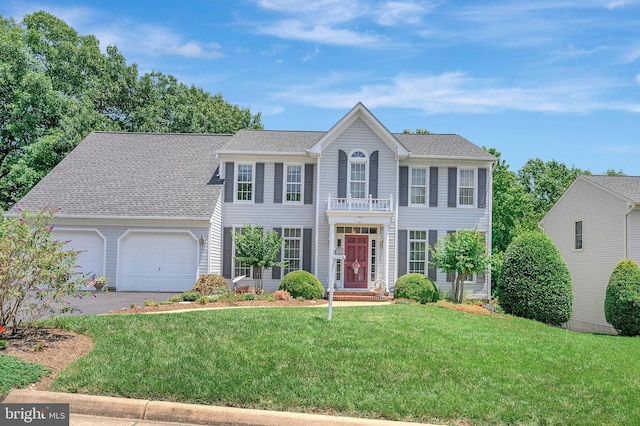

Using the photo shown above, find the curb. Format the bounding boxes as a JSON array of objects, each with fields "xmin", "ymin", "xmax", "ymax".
[{"xmin": 4, "ymin": 390, "xmax": 436, "ymax": 425}]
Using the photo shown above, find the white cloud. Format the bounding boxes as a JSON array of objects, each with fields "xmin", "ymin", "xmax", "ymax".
[
  {"xmin": 635, "ymin": 73, "xmax": 640, "ymax": 83},
  {"xmin": 606, "ymin": 0, "xmax": 633, "ymax": 10},
  {"xmin": 257, "ymin": 20, "xmax": 382, "ymax": 46},
  {"xmin": 271, "ymin": 72, "xmax": 640, "ymax": 114},
  {"xmin": 374, "ymin": 1, "xmax": 433, "ymax": 26}
]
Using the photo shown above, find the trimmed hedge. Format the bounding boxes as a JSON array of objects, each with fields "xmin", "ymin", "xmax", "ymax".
[
  {"xmin": 605, "ymin": 258, "xmax": 640, "ymax": 336},
  {"xmin": 394, "ymin": 273, "xmax": 439, "ymax": 304},
  {"xmin": 191, "ymin": 274, "xmax": 229, "ymax": 296},
  {"xmin": 498, "ymin": 231, "xmax": 572, "ymax": 326},
  {"xmin": 279, "ymin": 270, "xmax": 324, "ymax": 300}
]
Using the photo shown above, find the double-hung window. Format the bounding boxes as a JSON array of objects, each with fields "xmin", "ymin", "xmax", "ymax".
[
  {"xmin": 410, "ymin": 167, "xmax": 427, "ymax": 205},
  {"xmin": 409, "ymin": 230, "xmax": 427, "ymax": 274},
  {"xmin": 349, "ymin": 150, "xmax": 367, "ymax": 198},
  {"xmin": 285, "ymin": 165, "xmax": 302, "ymax": 203},
  {"xmin": 236, "ymin": 163, "xmax": 254, "ymax": 202},
  {"xmin": 458, "ymin": 168, "xmax": 475, "ymax": 207},
  {"xmin": 283, "ymin": 228, "xmax": 302, "ymax": 274}
]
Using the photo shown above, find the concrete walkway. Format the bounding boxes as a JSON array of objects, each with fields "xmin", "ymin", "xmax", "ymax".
[{"xmin": 4, "ymin": 390, "xmax": 438, "ymax": 425}]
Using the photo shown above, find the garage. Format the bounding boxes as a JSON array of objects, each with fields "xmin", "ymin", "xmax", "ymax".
[
  {"xmin": 119, "ymin": 231, "xmax": 198, "ymax": 292},
  {"xmin": 52, "ymin": 229, "xmax": 105, "ymax": 279}
]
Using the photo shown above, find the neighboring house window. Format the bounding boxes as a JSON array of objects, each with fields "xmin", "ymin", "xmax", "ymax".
[
  {"xmin": 283, "ymin": 228, "xmax": 302, "ymax": 274},
  {"xmin": 349, "ymin": 150, "xmax": 367, "ymax": 198},
  {"xmin": 285, "ymin": 164, "xmax": 302, "ymax": 203},
  {"xmin": 458, "ymin": 168, "xmax": 475, "ymax": 206},
  {"xmin": 575, "ymin": 220, "xmax": 583, "ymax": 250},
  {"xmin": 410, "ymin": 167, "xmax": 427, "ymax": 205},
  {"xmin": 236, "ymin": 163, "xmax": 254, "ymax": 201},
  {"xmin": 409, "ymin": 230, "xmax": 427, "ymax": 274}
]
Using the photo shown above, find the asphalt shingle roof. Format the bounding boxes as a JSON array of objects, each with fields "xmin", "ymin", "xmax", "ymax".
[
  {"xmin": 394, "ymin": 133, "xmax": 496, "ymax": 160},
  {"xmin": 16, "ymin": 132, "xmax": 231, "ymax": 219},
  {"xmin": 582, "ymin": 175, "xmax": 640, "ymax": 203}
]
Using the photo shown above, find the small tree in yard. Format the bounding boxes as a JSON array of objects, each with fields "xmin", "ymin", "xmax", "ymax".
[
  {"xmin": 0, "ymin": 207, "xmax": 90, "ymax": 333},
  {"xmin": 232, "ymin": 225, "xmax": 284, "ymax": 294},
  {"xmin": 431, "ymin": 229, "xmax": 490, "ymax": 303}
]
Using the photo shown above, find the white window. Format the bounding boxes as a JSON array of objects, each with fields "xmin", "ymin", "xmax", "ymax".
[
  {"xmin": 349, "ymin": 150, "xmax": 367, "ymax": 198},
  {"xmin": 236, "ymin": 163, "xmax": 254, "ymax": 202},
  {"xmin": 410, "ymin": 167, "xmax": 427, "ymax": 205},
  {"xmin": 575, "ymin": 220, "xmax": 583, "ymax": 250},
  {"xmin": 232, "ymin": 227, "xmax": 252, "ymax": 278},
  {"xmin": 285, "ymin": 165, "xmax": 303, "ymax": 203},
  {"xmin": 458, "ymin": 168, "xmax": 475, "ymax": 207},
  {"xmin": 283, "ymin": 228, "xmax": 302, "ymax": 274},
  {"xmin": 409, "ymin": 230, "xmax": 427, "ymax": 274}
]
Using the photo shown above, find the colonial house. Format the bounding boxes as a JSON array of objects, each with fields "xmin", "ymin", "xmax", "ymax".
[
  {"xmin": 15, "ymin": 103, "xmax": 496, "ymax": 297},
  {"xmin": 540, "ymin": 175, "xmax": 640, "ymax": 334}
]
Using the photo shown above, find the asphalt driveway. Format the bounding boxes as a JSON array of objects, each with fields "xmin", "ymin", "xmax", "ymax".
[{"xmin": 63, "ymin": 291, "xmax": 181, "ymax": 316}]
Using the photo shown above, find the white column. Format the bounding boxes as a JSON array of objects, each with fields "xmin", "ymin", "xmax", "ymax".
[
  {"xmin": 328, "ymin": 224, "xmax": 336, "ymax": 291},
  {"xmin": 383, "ymin": 224, "xmax": 390, "ymax": 292}
]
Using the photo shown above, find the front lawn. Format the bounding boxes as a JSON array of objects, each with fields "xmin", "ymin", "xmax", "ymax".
[{"xmin": 52, "ymin": 305, "xmax": 640, "ymax": 425}]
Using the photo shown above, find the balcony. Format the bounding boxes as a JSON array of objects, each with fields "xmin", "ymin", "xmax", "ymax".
[{"xmin": 327, "ymin": 194, "xmax": 394, "ymax": 212}]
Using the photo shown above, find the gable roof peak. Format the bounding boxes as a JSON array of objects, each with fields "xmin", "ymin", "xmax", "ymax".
[{"xmin": 308, "ymin": 103, "xmax": 411, "ymax": 157}]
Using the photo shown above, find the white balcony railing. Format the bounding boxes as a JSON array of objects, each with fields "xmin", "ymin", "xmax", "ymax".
[{"xmin": 327, "ymin": 194, "xmax": 394, "ymax": 212}]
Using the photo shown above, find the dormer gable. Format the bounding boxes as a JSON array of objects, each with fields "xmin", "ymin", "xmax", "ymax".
[{"xmin": 308, "ymin": 102, "xmax": 410, "ymax": 158}]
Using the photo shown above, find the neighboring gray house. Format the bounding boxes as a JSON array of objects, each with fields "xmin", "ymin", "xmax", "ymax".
[
  {"xmin": 16, "ymin": 103, "xmax": 496, "ymax": 296},
  {"xmin": 540, "ymin": 175, "xmax": 640, "ymax": 334}
]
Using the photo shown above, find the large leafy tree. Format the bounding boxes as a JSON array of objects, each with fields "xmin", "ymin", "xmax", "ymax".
[
  {"xmin": 0, "ymin": 11, "xmax": 262, "ymax": 210},
  {"xmin": 431, "ymin": 229, "xmax": 490, "ymax": 303}
]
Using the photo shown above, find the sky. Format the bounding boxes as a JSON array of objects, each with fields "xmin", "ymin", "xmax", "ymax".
[{"xmin": 2, "ymin": 0, "xmax": 640, "ymax": 175}]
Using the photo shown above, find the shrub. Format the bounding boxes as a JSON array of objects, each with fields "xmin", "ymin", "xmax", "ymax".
[
  {"xmin": 498, "ymin": 231, "xmax": 572, "ymax": 326},
  {"xmin": 234, "ymin": 285, "xmax": 251, "ymax": 294},
  {"xmin": 273, "ymin": 289, "xmax": 292, "ymax": 301},
  {"xmin": 191, "ymin": 274, "xmax": 229, "ymax": 296},
  {"xmin": 168, "ymin": 295, "xmax": 183, "ymax": 303},
  {"xmin": 604, "ymin": 258, "xmax": 640, "ymax": 336},
  {"xmin": 279, "ymin": 270, "xmax": 324, "ymax": 300},
  {"xmin": 196, "ymin": 295, "xmax": 209, "ymax": 305},
  {"xmin": 243, "ymin": 293, "xmax": 257, "ymax": 301},
  {"xmin": 143, "ymin": 299, "xmax": 158, "ymax": 307},
  {"xmin": 180, "ymin": 292, "xmax": 200, "ymax": 302},
  {"xmin": 393, "ymin": 273, "xmax": 439, "ymax": 304}
]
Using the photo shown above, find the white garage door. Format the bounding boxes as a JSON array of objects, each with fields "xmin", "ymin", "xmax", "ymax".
[
  {"xmin": 52, "ymin": 230, "xmax": 105, "ymax": 279},
  {"xmin": 120, "ymin": 232, "xmax": 197, "ymax": 292}
]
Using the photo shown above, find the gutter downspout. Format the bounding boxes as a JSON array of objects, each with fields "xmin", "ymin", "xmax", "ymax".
[{"xmin": 624, "ymin": 202, "xmax": 636, "ymax": 258}]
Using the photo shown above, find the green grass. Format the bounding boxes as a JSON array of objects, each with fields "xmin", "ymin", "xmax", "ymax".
[
  {"xmin": 0, "ymin": 354, "xmax": 50, "ymax": 395},
  {"xmin": 50, "ymin": 305, "xmax": 640, "ymax": 425}
]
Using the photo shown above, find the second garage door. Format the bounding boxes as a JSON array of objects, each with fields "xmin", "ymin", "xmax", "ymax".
[{"xmin": 120, "ymin": 232, "xmax": 198, "ymax": 292}]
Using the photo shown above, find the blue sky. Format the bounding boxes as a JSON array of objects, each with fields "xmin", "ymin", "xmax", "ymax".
[{"xmin": 2, "ymin": 0, "xmax": 640, "ymax": 175}]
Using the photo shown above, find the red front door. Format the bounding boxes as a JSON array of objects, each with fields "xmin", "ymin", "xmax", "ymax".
[{"xmin": 344, "ymin": 235, "xmax": 368, "ymax": 288}]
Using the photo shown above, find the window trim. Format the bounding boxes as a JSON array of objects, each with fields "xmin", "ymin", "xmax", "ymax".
[
  {"xmin": 457, "ymin": 167, "xmax": 476, "ymax": 208},
  {"xmin": 232, "ymin": 226, "xmax": 253, "ymax": 279},
  {"xmin": 283, "ymin": 163, "xmax": 304, "ymax": 204},
  {"xmin": 408, "ymin": 229, "xmax": 428, "ymax": 275},
  {"xmin": 234, "ymin": 162, "xmax": 255, "ymax": 203},
  {"xmin": 409, "ymin": 166, "xmax": 428, "ymax": 206},
  {"xmin": 574, "ymin": 219, "xmax": 583, "ymax": 251},
  {"xmin": 282, "ymin": 227, "xmax": 303, "ymax": 275},
  {"xmin": 348, "ymin": 149, "xmax": 368, "ymax": 199}
]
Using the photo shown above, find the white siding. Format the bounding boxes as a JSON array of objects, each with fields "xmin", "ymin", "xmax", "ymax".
[
  {"xmin": 543, "ymin": 178, "xmax": 627, "ymax": 333},
  {"xmin": 628, "ymin": 209, "xmax": 640, "ymax": 262},
  {"xmin": 209, "ymin": 195, "xmax": 222, "ymax": 275}
]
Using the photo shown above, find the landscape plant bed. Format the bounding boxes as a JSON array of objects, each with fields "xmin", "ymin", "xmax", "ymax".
[
  {"xmin": 108, "ymin": 298, "xmax": 328, "ymax": 314},
  {"xmin": 46, "ymin": 304, "xmax": 640, "ymax": 425}
]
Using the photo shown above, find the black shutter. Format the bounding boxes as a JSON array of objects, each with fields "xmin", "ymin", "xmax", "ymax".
[
  {"xmin": 255, "ymin": 163, "xmax": 264, "ymax": 203},
  {"xmin": 477, "ymin": 232, "xmax": 486, "ymax": 283},
  {"xmin": 274, "ymin": 163, "xmax": 283, "ymax": 203},
  {"xmin": 369, "ymin": 151, "xmax": 378, "ymax": 198},
  {"xmin": 272, "ymin": 228, "xmax": 282, "ymax": 279},
  {"xmin": 428, "ymin": 230, "xmax": 437, "ymax": 281},
  {"xmin": 338, "ymin": 150, "xmax": 348, "ymax": 198},
  {"xmin": 223, "ymin": 227, "xmax": 233, "ymax": 278},
  {"xmin": 303, "ymin": 228, "xmax": 312, "ymax": 272},
  {"xmin": 448, "ymin": 167, "xmax": 457, "ymax": 207},
  {"xmin": 446, "ymin": 230, "xmax": 455, "ymax": 282},
  {"xmin": 429, "ymin": 167, "xmax": 438, "ymax": 207},
  {"xmin": 399, "ymin": 166, "xmax": 409, "ymax": 207},
  {"xmin": 397, "ymin": 230, "xmax": 407, "ymax": 276},
  {"xmin": 304, "ymin": 164, "xmax": 314, "ymax": 205},
  {"xmin": 224, "ymin": 162, "xmax": 234, "ymax": 203},
  {"xmin": 478, "ymin": 168, "xmax": 487, "ymax": 209}
]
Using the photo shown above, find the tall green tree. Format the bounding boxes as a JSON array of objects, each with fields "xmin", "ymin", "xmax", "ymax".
[
  {"xmin": 517, "ymin": 158, "xmax": 590, "ymax": 222},
  {"xmin": 0, "ymin": 11, "xmax": 263, "ymax": 210},
  {"xmin": 431, "ymin": 229, "xmax": 491, "ymax": 303}
]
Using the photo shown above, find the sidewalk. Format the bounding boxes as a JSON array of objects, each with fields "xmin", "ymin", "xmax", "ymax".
[{"xmin": 4, "ymin": 389, "xmax": 438, "ymax": 425}]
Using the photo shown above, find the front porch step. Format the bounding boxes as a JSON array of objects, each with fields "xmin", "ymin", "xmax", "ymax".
[{"xmin": 326, "ymin": 290, "xmax": 390, "ymax": 302}]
